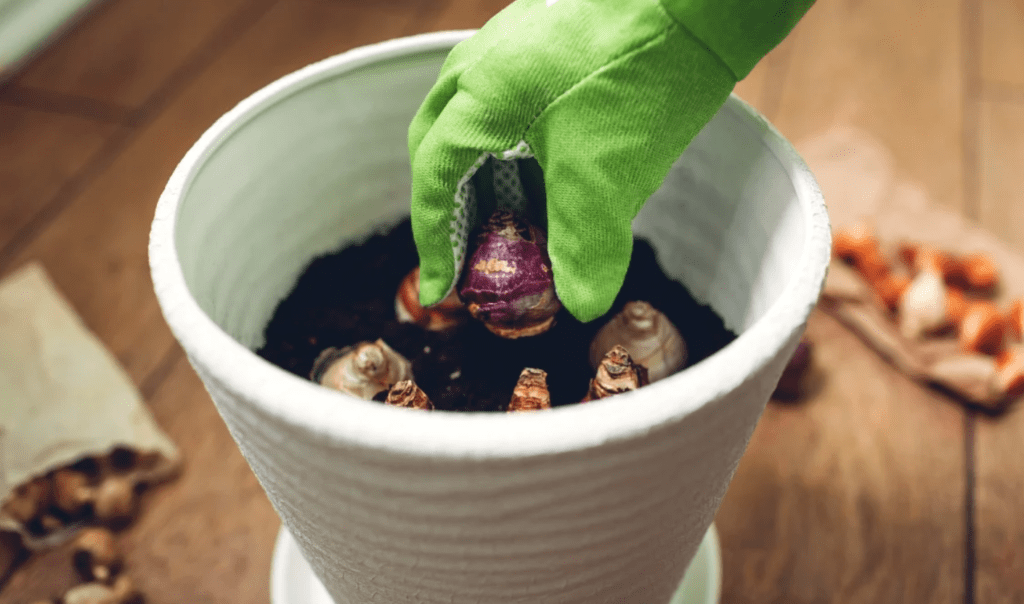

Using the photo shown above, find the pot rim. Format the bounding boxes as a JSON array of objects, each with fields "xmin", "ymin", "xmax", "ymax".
[{"xmin": 149, "ymin": 30, "xmax": 831, "ymax": 460}]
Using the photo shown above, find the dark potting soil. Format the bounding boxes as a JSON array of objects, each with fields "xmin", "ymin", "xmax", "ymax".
[{"xmin": 257, "ymin": 218, "xmax": 737, "ymax": 412}]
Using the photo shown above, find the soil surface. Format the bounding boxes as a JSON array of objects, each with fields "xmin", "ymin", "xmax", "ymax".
[{"xmin": 257, "ymin": 219, "xmax": 737, "ymax": 411}]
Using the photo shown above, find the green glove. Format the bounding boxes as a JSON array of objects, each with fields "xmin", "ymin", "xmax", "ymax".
[{"xmin": 410, "ymin": 0, "xmax": 813, "ymax": 323}]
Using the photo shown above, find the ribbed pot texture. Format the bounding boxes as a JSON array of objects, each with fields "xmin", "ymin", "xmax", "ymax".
[{"xmin": 149, "ymin": 31, "xmax": 830, "ymax": 604}]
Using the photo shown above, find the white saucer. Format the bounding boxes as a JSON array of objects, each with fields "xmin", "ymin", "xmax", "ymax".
[{"xmin": 271, "ymin": 524, "xmax": 721, "ymax": 604}]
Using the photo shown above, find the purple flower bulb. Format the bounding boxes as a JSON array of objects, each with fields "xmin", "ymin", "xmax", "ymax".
[{"xmin": 458, "ymin": 211, "xmax": 561, "ymax": 338}]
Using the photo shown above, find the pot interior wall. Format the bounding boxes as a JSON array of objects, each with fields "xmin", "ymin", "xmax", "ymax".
[{"xmin": 174, "ymin": 46, "xmax": 805, "ymax": 351}]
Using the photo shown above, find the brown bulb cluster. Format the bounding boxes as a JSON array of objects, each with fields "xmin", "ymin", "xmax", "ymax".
[
  {"xmin": 831, "ymin": 222, "xmax": 1024, "ymax": 408},
  {"xmin": 0, "ymin": 448, "xmax": 173, "ymax": 604}
]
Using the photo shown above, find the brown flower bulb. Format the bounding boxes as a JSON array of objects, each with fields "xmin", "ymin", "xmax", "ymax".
[
  {"xmin": 589, "ymin": 301, "xmax": 687, "ymax": 383},
  {"xmin": 92, "ymin": 475, "xmax": 137, "ymax": 527},
  {"xmin": 911, "ymin": 246, "xmax": 957, "ymax": 277},
  {"xmin": 72, "ymin": 527, "xmax": 121, "ymax": 582},
  {"xmin": 899, "ymin": 243, "xmax": 1000, "ymax": 292},
  {"xmin": 945, "ymin": 287, "xmax": 969, "ymax": 325},
  {"xmin": 508, "ymin": 368, "xmax": 551, "ymax": 412},
  {"xmin": 311, "ymin": 339, "xmax": 413, "ymax": 400},
  {"xmin": 997, "ymin": 347, "xmax": 1024, "ymax": 399},
  {"xmin": 62, "ymin": 574, "xmax": 139, "ymax": 604},
  {"xmin": 1006, "ymin": 299, "xmax": 1024, "ymax": 342},
  {"xmin": 458, "ymin": 210, "xmax": 561, "ymax": 338},
  {"xmin": 958, "ymin": 301, "xmax": 1005, "ymax": 355},
  {"xmin": 854, "ymin": 247, "xmax": 891, "ymax": 284},
  {"xmin": 833, "ymin": 223, "xmax": 878, "ymax": 264},
  {"xmin": 870, "ymin": 273, "xmax": 911, "ymax": 313},
  {"xmin": 395, "ymin": 267, "xmax": 467, "ymax": 331},
  {"xmin": 582, "ymin": 345, "xmax": 649, "ymax": 402},
  {"xmin": 0, "ymin": 476, "xmax": 51, "ymax": 525},
  {"xmin": 53, "ymin": 469, "xmax": 92, "ymax": 517},
  {"xmin": 384, "ymin": 380, "xmax": 434, "ymax": 410},
  {"xmin": 898, "ymin": 269, "xmax": 951, "ymax": 339},
  {"xmin": 959, "ymin": 253, "xmax": 999, "ymax": 291}
]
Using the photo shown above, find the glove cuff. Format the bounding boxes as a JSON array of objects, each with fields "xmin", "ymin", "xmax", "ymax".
[{"xmin": 658, "ymin": 0, "xmax": 814, "ymax": 80}]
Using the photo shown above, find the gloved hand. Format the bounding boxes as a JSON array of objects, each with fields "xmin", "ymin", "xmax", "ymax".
[{"xmin": 410, "ymin": 0, "xmax": 813, "ymax": 322}]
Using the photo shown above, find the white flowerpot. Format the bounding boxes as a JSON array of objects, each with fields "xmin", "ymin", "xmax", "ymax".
[{"xmin": 149, "ymin": 31, "xmax": 829, "ymax": 604}]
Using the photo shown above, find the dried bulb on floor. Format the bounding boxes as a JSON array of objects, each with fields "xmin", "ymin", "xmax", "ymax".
[
  {"xmin": 1005, "ymin": 299, "xmax": 1024, "ymax": 342},
  {"xmin": 395, "ymin": 267, "xmax": 467, "ymax": 332},
  {"xmin": 508, "ymin": 368, "xmax": 551, "ymax": 412},
  {"xmin": 589, "ymin": 301, "xmax": 687, "ymax": 383},
  {"xmin": 311, "ymin": 339, "xmax": 413, "ymax": 399},
  {"xmin": 853, "ymin": 247, "xmax": 891, "ymax": 284},
  {"xmin": 834, "ymin": 224, "xmax": 895, "ymax": 285},
  {"xmin": 899, "ymin": 243, "xmax": 1000, "ymax": 292},
  {"xmin": 909, "ymin": 245, "xmax": 957, "ymax": 277},
  {"xmin": 870, "ymin": 273, "xmax": 911, "ymax": 313},
  {"xmin": 958, "ymin": 253, "xmax": 999, "ymax": 291},
  {"xmin": 945, "ymin": 287, "xmax": 969, "ymax": 325},
  {"xmin": 898, "ymin": 269, "xmax": 951, "ymax": 339},
  {"xmin": 958, "ymin": 301, "xmax": 1005, "ymax": 355},
  {"xmin": 997, "ymin": 347, "xmax": 1024, "ymax": 399},
  {"xmin": 583, "ymin": 345, "xmax": 649, "ymax": 402},
  {"xmin": 62, "ymin": 574, "xmax": 140, "ymax": 604},
  {"xmin": 53, "ymin": 468, "xmax": 93, "ymax": 517},
  {"xmin": 0, "ymin": 476, "xmax": 51, "ymax": 524},
  {"xmin": 384, "ymin": 380, "xmax": 434, "ymax": 410},
  {"xmin": 458, "ymin": 210, "xmax": 561, "ymax": 338},
  {"xmin": 72, "ymin": 527, "xmax": 121, "ymax": 583},
  {"xmin": 39, "ymin": 514, "xmax": 63, "ymax": 533},
  {"xmin": 92, "ymin": 475, "xmax": 137, "ymax": 527},
  {"xmin": 833, "ymin": 223, "xmax": 878, "ymax": 263}
]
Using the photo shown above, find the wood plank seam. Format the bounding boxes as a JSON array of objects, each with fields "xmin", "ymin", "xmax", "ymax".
[
  {"xmin": 0, "ymin": 128, "xmax": 133, "ymax": 274},
  {"xmin": 0, "ymin": 85, "xmax": 137, "ymax": 125},
  {"xmin": 961, "ymin": 0, "xmax": 981, "ymax": 599},
  {"xmin": 127, "ymin": 0, "xmax": 279, "ymax": 125},
  {"xmin": 139, "ymin": 343, "xmax": 185, "ymax": 401},
  {"xmin": 0, "ymin": 0, "xmax": 280, "ymax": 275},
  {"xmin": 964, "ymin": 411, "xmax": 976, "ymax": 604}
]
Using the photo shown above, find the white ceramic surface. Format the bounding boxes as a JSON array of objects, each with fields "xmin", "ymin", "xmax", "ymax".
[
  {"xmin": 149, "ymin": 31, "xmax": 830, "ymax": 604},
  {"xmin": 271, "ymin": 524, "xmax": 721, "ymax": 604},
  {"xmin": 0, "ymin": 0, "xmax": 97, "ymax": 79}
]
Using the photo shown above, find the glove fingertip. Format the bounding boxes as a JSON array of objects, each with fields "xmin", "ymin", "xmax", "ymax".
[
  {"xmin": 554, "ymin": 275, "xmax": 618, "ymax": 324},
  {"xmin": 417, "ymin": 258, "xmax": 456, "ymax": 308}
]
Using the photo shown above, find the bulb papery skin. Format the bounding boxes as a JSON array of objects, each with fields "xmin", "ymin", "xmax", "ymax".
[
  {"xmin": 385, "ymin": 380, "xmax": 434, "ymax": 410},
  {"xmin": 508, "ymin": 368, "xmax": 552, "ymax": 412},
  {"xmin": 395, "ymin": 267, "xmax": 467, "ymax": 332},
  {"xmin": 458, "ymin": 211, "xmax": 561, "ymax": 339},
  {"xmin": 589, "ymin": 301, "xmax": 687, "ymax": 383},
  {"xmin": 582, "ymin": 345, "xmax": 649, "ymax": 402},
  {"xmin": 310, "ymin": 339, "xmax": 413, "ymax": 400}
]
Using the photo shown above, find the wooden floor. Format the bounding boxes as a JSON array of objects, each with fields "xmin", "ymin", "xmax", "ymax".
[{"xmin": 1, "ymin": 0, "xmax": 1023, "ymax": 602}]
